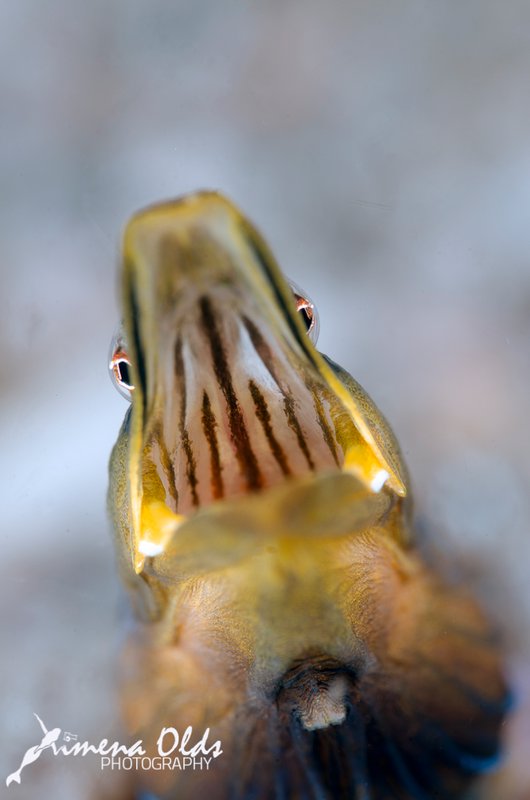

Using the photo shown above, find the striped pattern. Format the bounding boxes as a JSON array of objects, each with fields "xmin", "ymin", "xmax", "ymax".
[
  {"xmin": 156, "ymin": 425, "xmax": 179, "ymax": 509},
  {"xmin": 201, "ymin": 390, "xmax": 224, "ymax": 499},
  {"xmin": 199, "ymin": 295, "xmax": 263, "ymax": 493},
  {"xmin": 152, "ymin": 295, "xmax": 342, "ymax": 512},
  {"xmin": 248, "ymin": 380, "xmax": 291, "ymax": 477},
  {"xmin": 174, "ymin": 337, "xmax": 199, "ymax": 507},
  {"xmin": 311, "ymin": 389, "xmax": 340, "ymax": 467},
  {"xmin": 242, "ymin": 314, "xmax": 315, "ymax": 470}
]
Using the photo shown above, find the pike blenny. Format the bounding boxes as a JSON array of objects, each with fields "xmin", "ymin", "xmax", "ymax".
[{"xmin": 108, "ymin": 192, "xmax": 508, "ymax": 800}]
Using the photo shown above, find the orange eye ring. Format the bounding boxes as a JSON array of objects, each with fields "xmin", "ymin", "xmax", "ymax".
[
  {"xmin": 288, "ymin": 281, "xmax": 320, "ymax": 344},
  {"xmin": 109, "ymin": 330, "xmax": 134, "ymax": 400}
]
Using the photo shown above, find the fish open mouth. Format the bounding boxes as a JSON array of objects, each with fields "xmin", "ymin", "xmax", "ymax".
[
  {"xmin": 139, "ymin": 289, "xmax": 343, "ymax": 516},
  {"xmin": 117, "ymin": 192, "xmax": 407, "ymax": 573}
]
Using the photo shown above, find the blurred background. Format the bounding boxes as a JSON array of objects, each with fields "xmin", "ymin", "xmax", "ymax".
[{"xmin": 1, "ymin": 1, "xmax": 529, "ymax": 797}]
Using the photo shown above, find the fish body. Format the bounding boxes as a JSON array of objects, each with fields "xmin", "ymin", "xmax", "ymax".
[{"xmin": 108, "ymin": 192, "xmax": 508, "ymax": 799}]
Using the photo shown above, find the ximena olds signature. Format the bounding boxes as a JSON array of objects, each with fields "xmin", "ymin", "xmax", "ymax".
[{"xmin": 6, "ymin": 713, "xmax": 223, "ymax": 786}]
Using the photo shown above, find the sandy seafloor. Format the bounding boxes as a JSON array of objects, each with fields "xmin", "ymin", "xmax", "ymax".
[{"xmin": 1, "ymin": 2, "xmax": 529, "ymax": 798}]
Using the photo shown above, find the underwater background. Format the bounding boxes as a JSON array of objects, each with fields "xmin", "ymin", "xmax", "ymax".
[{"xmin": 1, "ymin": 2, "xmax": 529, "ymax": 797}]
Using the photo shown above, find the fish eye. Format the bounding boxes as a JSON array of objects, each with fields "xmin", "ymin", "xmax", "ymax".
[
  {"xmin": 109, "ymin": 329, "xmax": 134, "ymax": 400},
  {"xmin": 289, "ymin": 281, "xmax": 320, "ymax": 344}
]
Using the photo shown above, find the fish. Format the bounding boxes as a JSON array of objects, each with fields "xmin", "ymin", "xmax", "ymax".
[{"xmin": 108, "ymin": 191, "xmax": 509, "ymax": 799}]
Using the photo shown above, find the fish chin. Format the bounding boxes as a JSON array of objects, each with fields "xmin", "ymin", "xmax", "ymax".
[{"xmin": 137, "ymin": 469, "xmax": 398, "ymax": 586}]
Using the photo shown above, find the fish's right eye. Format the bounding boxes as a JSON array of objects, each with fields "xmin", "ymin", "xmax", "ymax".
[
  {"xmin": 288, "ymin": 281, "xmax": 320, "ymax": 344},
  {"xmin": 109, "ymin": 329, "xmax": 134, "ymax": 401}
]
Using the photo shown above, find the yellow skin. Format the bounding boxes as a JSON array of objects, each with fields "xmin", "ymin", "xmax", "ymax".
[{"xmin": 109, "ymin": 192, "xmax": 508, "ymax": 799}]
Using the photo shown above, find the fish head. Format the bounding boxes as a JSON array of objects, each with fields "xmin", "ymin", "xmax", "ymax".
[{"xmin": 108, "ymin": 191, "xmax": 410, "ymax": 612}]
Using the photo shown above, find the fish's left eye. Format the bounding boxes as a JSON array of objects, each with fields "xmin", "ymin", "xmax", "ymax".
[
  {"xmin": 289, "ymin": 281, "xmax": 320, "ymax": 344},
  {"xmin": 109, "ymin": 330, "xmax": 134, "ymax": 400}
]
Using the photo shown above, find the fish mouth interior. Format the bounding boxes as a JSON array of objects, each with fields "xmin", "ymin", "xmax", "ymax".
[{"xmin": 141, "ymin": 287, "xmax": 344, "ymax": 518}]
